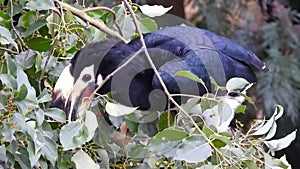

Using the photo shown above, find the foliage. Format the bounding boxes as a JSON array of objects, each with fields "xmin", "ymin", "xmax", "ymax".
[
  {"xmin": 256, "ymin": 4, "xmax": 300, "ymax": 125},
  {"xmin": 0, "ymin": 0, "xmax": 296, "ymax": 168},
  {"xmin": 191, "ymin": 0, "xmax": 300, "ymax": 126},
  {"xmin": 188, "ymin": 0, "xmax": 300, "ymax": 167}
]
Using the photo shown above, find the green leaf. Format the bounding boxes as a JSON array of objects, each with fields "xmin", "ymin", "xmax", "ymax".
[
  {"xmin": 27, "ymin": 37, "xmax": 52, "ymax": 52},
  {"xmin": 37, "ymin": 88, "xmax": 52, "ymax": 103},
  {"xmin": 21, "ymin": 11, "xmax": 36, "ymax": 28},
  {"xmin": 0, "ymin": 146, "xmax": 6, "ymax": 162},
  {"xmin": 0, "ymin": 74, "xmax": 17, "ymax": 90},
  {"xmin": 15, "ymin": 147, "xmax": 31, "ymax": 169},
  {"xmin": 15, "ymin": 50, "xmax": 36, "ymax": 69},
  {"xmin": 97, "ymin": 149, "xmax": 109, "ymax": 169},
  {"xmin": 25, "ymin": 0, "xmax": 55, "ymax": 10},
  {"xmin": 35, "ymin": 109, "xmax": 44, "ymax": 127},
  {"xmin": 0, "ymin": 102, "xmax": 5, "ymax": 110},
  {"xmin": 84, "ymin": 111, "xmax": 98, "ymax": 142},
  {"xmin": 14, "ymin": 113, "xmax": 28, "ymax": 132},
  {"xmin": 149, "ymin": 129, "xmax": 188, "ymax": 157},
  {"xmin": 23, "ymin": 19, "xmax": 47, "ymax": 37},
  {"xmin": 0, "ymin": 94, "xmax": 7, "ymax": 110},
  {"xmin": 57, "ymin": 151, "xmax": 74, "ymax": 169},
  {"xmin": 105, "ymin": 101, "xmax": 137, "ymax": 117},
  {"xmin": 175, "ymin": 135, "xmax": 212, "ymax": 163},
  {"xmin": 121, "ymin": 15, "xmax": 136, "ymax": 40},
  {"xmin": 44, "ymin": 108, "xmax": 66, "ymax": 123},
  {"xmin": 27, "ymin": 141, "xmax": 42, "ymax": 167},
  {"xmin": 60, "ymin": 122, "xmax": 88, "ymax": 150},
  {"xmin": 125, "ymin": 143, "xmax": 148, "ymax": 160},
  {"xmin": 226, "ymin": 77, "xmax": 249, "ymax": 92},
  {"xmin": 263, "ymin": 152, "xmax": 275, "ymax": 168},
  {"xmin": 210, "ymin": 77, "xmax": 222, "ymax": 92},
  {"xmin": 16, "ymin": 68, "xmax": 38, "ymax": 103},
  {"xmin": 72, "ymin": 149, "xmax": 99, "ymax": 169},
  {"xmin": 41, "ymin": 136, "xmax": 58, "ymax": 167},
  {"xmin": 214, "ymin": 101, "xmax": 233, "ymax": 123},
  {"xmin": 0, "ymin": 25, "xmax": 18, "ymax": 50},
  {"xmin": 264, "ymin": 122, "xmax": 277, "ymax": 140},
  {"xmin": 244, "ymin": 160, "xmax": 258, "ymax": 169},
  {"xmin": 210, "ymin": 133, "xmax": 232, "ymax": 147},
  {"xmin": 0, "ymin": 11, "xmax": 10, "ymax": 28},
  {"xmin": 274, "ymin": 105, "xmax": 284, "ymax": 120},
  {"xmin": 46, "ymin": 12, "xmax": 61, "ymax": 35},
  {"xmin": 35, "ymin": 54, "xmax": 42, "ymax": 71},
  {"xmin": 6, "ymin": 54, "xmax": 17, "ymax": 77},
  {"xmin": 157, "ymin": 112, "xmax": 174, "ymax": 131},
  {"xmin": 175, "ymin": 70, "xmax": 208, "ymax": 91},
  {"xmin": 138, "ymin": 17, "xmax": 158, "ymax": 33},
  {"xmin": 1, "ymin": 123, "xmax": 15, "ymax": 142},
  {"xmin": 264, "ymin": 130, "xmax": 297, "ymax": 153},
  {"xmin": 150, "ymin": 129, "xmax": 188, "ymax": 144},
  {"xmin": 14, "ymin": 84, "xmax": 28, "ymax": 101},
  {"xmin": 232, "ymin": 90, "xmax": 254, "ymax": 105},
  {"xmin": 251, "ymin": 118, "xmax": 274, "ymax": 136},
  {"xmin": 202, "ymin": 124, "xmax": 214, "ymax": 137},
  {"xmin": 124, "ymin": 118, "xmax": 138, "ymax": 132},
  {"xmin": 181, "ymin": 98, "xmax": 200, "ymax": 113},
  {"xmin": 235, "ymin": 105, "xmax": 246, "ymax": 114},
  {"xmin": 278, "ymin": 155, "xmax": 292, "ymax": 169},
  {"xmin": 251, "ymin": 106, "xmax": 284, "ymax": 136}
]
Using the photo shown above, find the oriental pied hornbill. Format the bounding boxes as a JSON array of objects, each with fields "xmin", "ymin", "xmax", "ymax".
[{"xmin": 51, "ymin": 26, "xmax": 269, "ymax": 121}]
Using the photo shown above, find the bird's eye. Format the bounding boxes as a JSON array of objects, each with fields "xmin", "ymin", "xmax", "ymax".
[{"xmin": 82, "ymin": 74, "xmax": 91, "ymax": 82}]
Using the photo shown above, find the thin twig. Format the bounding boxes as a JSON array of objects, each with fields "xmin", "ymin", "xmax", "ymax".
[
  {"xmin": 122, "ymin": 0, "xmax": 230, "ymax": 162},
  {"xmin": 10, "ymin": 0, "xmax": 27, "ymax": 51},
  {"xmin": 21, "ymin": 50, "xmax": 31, "ymax": 69},
  {"xmin": 54, "ymin": 0, "xmax": 127, "ymax": 43},
  {"xmin": 0, "ymin": 47, "xmax": 18, "ymax": 55},
  {"xmin": 38, "ymin": 48, "xmax": 54, "ymax": 93},
  {"xmin": 82, "ymin": 6, "xmax": 123, "ymax": 38}
]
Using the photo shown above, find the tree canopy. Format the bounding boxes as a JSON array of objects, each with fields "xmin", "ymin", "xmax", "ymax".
[{"xmin": 0, "ymin": 0, "xmax": 298, "ymax": 168}]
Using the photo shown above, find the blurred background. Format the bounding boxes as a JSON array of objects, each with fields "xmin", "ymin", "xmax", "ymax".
[{"xmin": 82, "ymin": 0, "xmax": 300, "ymax": 167}]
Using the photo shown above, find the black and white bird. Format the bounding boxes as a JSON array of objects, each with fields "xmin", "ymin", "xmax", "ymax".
[{"xmin": 51, "ymin": 26, "xmax": 269, "ymax": 121}]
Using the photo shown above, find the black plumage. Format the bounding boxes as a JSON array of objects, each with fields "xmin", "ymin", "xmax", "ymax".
[{"xmin": 51, "ymin": 26, "xmax": 269, "ymax": 118}]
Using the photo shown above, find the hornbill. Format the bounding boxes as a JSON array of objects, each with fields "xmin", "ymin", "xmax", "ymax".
[{"xmin": 51, "ymin": 26, "xmax": 269, "ymax": 121}]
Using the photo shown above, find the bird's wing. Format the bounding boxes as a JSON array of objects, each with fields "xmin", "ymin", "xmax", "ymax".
[
  {"xmin": 128, "ymin": 26, "xmax": 230, "ymax": 95},
  {"xmin": 140, "ymin": 26, "xmax": 268, "ymax": 87},
  {"xmin": 199, "ymin": 28, "xmax": 269, "ymax": 73}
]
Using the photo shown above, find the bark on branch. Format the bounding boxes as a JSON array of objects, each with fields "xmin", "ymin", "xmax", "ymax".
[{"xmin": 54, "ymin": 0, "xmax": 127, "ymax": 43}]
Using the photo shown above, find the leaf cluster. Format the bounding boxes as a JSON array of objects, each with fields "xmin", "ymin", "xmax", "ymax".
[
  {"xmin": 256, "ymin": 5, "xmax": 300, "ymax": 125},
  {"xmin": 0, "ymin": 0, "xmax": 296, "ymax": 169},
  {"xmin": 192, "ymin": 0, "xmax": 300, "ymax": 125}
]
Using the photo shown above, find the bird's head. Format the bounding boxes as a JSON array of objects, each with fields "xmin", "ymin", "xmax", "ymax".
[
  {"xmin": 51, "ymin": 39, "xmax": 119, "ymax": 121},
  {"xmin": 51, "ymin": 63, "xmax": 103, "ymax": 121}
]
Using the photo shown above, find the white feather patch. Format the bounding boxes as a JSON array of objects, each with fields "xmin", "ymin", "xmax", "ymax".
[{"xmin": 53, "ymin": 65, "xmax": 74, "ymax": 101}]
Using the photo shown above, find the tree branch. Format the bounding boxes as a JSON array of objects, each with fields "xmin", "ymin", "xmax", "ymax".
[
  {"xmin": 82, "ymin": 6, "xmax": 123, "ymax": 37},
  {"xmin": 0, "ymin": 47, "xmax": 18, "ymax": 55},
  {"xmin": 53, "ymin": 0, "xmax": 127, "ymax": 43}
]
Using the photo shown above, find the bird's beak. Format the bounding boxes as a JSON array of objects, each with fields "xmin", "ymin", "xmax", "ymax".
[
  {"xmin": 68, "ymin": 78, "xmax": 95, "ymax": 121},
  {"xmin": 51, "ymin": 65, "xmax": 96, "ymax": 122}
]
